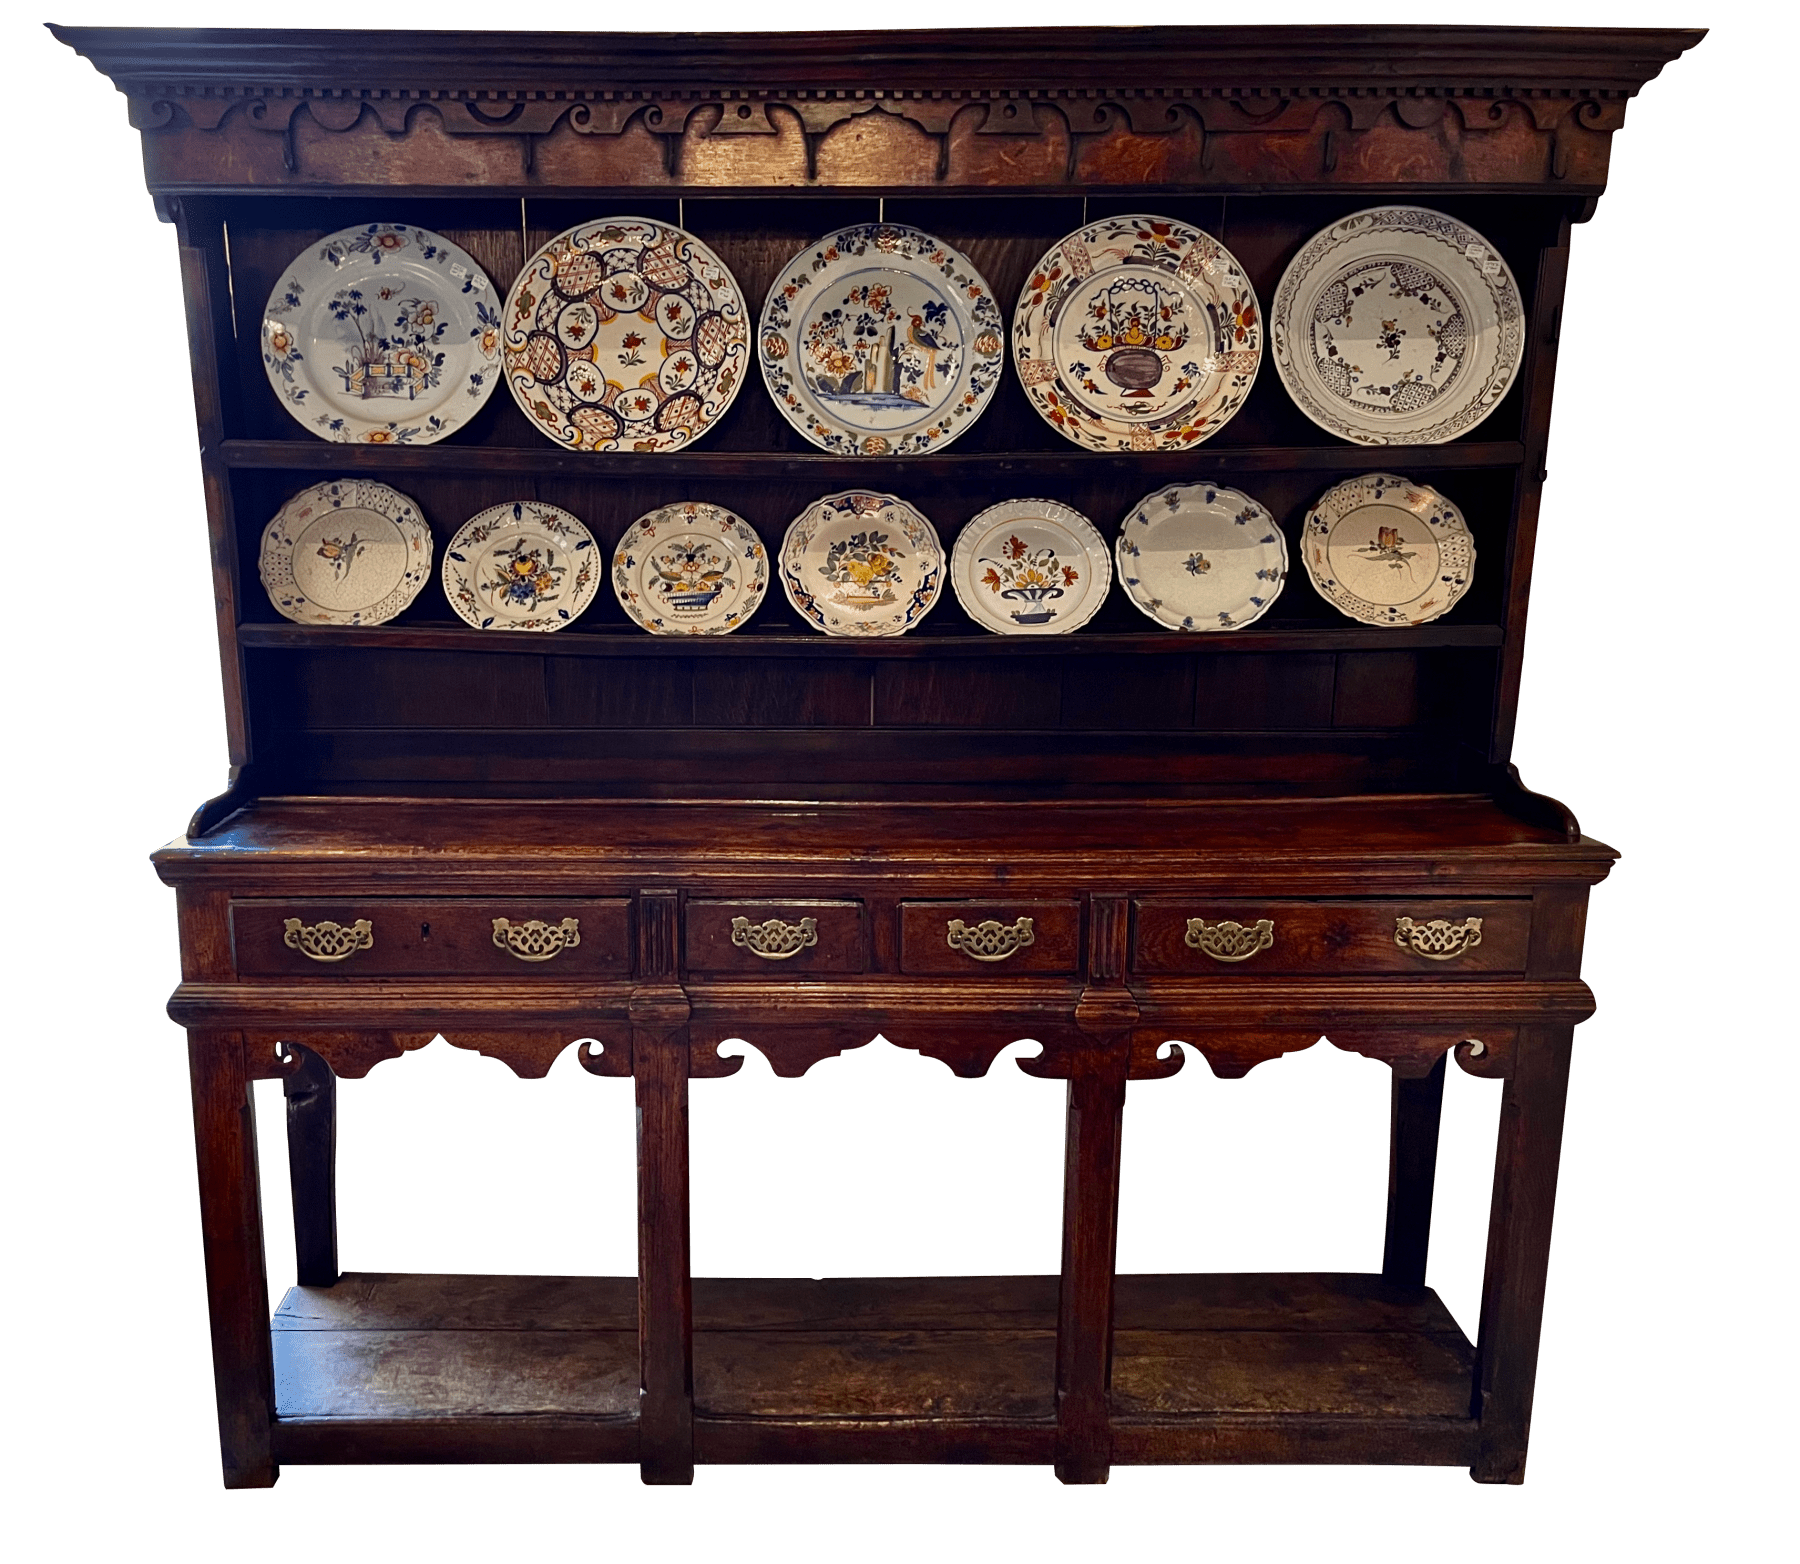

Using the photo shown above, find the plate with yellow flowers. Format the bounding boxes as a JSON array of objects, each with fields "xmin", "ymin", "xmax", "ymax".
[{"xmin": 443, "ymin": 501, "xmax": 600, "ymax": 632}]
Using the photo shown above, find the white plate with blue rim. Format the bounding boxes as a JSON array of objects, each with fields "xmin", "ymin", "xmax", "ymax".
[
  {"xmin": 443, "ymin": 501, "xmax": 600, "ymax": 632},
  {"xmin": 950, "ymin": 499, "xmax": 1110, "ymax": 635},
  {"xmin": 1115, "ymin": 482, "xmax": 1287, "ymax": 632},
  {"xmin": 779, "ymin": 491, "xmax": 943, "ymax": 637}
]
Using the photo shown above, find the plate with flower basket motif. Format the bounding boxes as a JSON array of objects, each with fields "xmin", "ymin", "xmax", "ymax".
[
  {"xmin": 1301, "ymin": 474, "xmax": 1475, "ymax": 626},
  {"xmin": 613, "ymin": 503, "xmax": 768, "ymax": 635},
  {"xmin": 258, "ymin": 480, "xmax": 433, "ymax": 627},
  {"xmin": 443, "ymin": 502, "xmax": 600, "ymax": 632},
  {"xmin": 1271, "ymin": 207, "xmax": 1524, "ymax": 445},
  {"xmin": 950, "ymin": 500, "xmax": 1111, "ymax": 636},
  {"xmin": 779, "ymin": 492, "xmax": 943, "ymax": 637},
  {"xmin": 760, "ymin": 224, "xmax": 1005, "ymax": 457},
  {"xmin": 502, "ymin": 217, "xmax": 748, "ymax": 454},
  {"xmin": 261, "ymin": 224, "xmax": 502, "ymax": 446},
  {"xmin": 1115, "ymin": 483, "xmax": 1287, "ymax": 633},
  {"xmin": 1013, "ymin": 214, "xmax": 1260, "ymax": 454}
]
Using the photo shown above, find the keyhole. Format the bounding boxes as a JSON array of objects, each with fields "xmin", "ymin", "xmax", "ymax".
[
  {"xmin": 737, "ymin": 103, "xmax": 752, "ymax": 119},
  {"xmin": 420, "ymin": 922, "xmax": 431, "ymax": 940}
]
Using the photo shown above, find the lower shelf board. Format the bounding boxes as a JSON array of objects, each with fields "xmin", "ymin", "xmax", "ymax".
[{"xmin": 270, "ymin": 1271, "xmax": 1478, "ymax": 1467}]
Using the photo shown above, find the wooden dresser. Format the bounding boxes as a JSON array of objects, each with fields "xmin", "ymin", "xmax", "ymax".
[{"xmin": 56, "ymin": 24, "xmax": 1698, "ymax": 1488}]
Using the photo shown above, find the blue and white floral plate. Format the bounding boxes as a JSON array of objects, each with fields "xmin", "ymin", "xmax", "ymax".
[
  {"xmin": 780, "ymin": 492, "xmax": 943, "ymax": 637},
  {"xmin": 760, "ymin": 224, "xmax": 1004, "ymax": 457},
  {"xmin": 259, "ymin": 480, "xmax": 433, "ymax": 626},
  {"xmin": 443, "ymin": 502, "xmax": 600, "ymax": 632},
  {"xmin": 950, "ymin": 499, "xmax": 1110, "ymax": 636},
  {"xmin": 261, "ymin": 223, "xmax": 502, "ymax": 446},
  {"xmin": 1302, "ymin": 474, "xmax": 1474, "ymax": 626},
  {"xmin": 613, "ymin": 503, "xmax": 767, "ymax": 635},
  {"xmin": 1116, "ymin": 483, "xmax": 1287, "ymax": 632}
]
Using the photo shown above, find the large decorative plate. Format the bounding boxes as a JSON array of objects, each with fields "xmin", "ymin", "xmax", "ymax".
[
  {"xmin": 1302, "ymin": 474, "xmax": 1475, "ymax": 627},
  {"xmin": 1013, "ymin": 214, "xmax": 1260, "ymax": 453},
  {"xmin": 442, "ymin": 502, "xmax": 600, "ymax": 632},
  {"xmin": 1271, "ymin": 208, "xmax": 1525, "ymax": 445},
  {"xmin": 261, "ymin": 224, "xmax": 501, "ymax": 446},
  {"xmin": 779, "ymin": 492, "xmax": 943, "ymax": 638},
  {"xmin": 502, "ymin": 218, "xmax": 747, "ymax": 453},
  {"xmin": 258, "ymin": 480, "xmax": 432, "ymax": 627},
  {"xmin": 950, "ymin": 500, "xmax": 1110, "ymax": 636},
  {"xmin": 613, "ymin": 503, "xmax": 768, "ymax": 636},
  {"xmin": 760, "ymin": 224, "xmax": 1004, "ymax": 457},
  {"xmin": 1116, "ymin": 483, "xmax": 1287, "ymax": 633}
]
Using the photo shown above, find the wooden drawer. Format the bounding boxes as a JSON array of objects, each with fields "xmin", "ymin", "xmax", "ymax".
[
  {"xmin": 1132, "ymin": 899, "xmax": 1529, "ymax": 975},
  {"xmin": 232, "ymin": 899, "xmax": 631, "ymax": 976},
  {"xmin": 899, "ymin": 900, "xmax": 1080, "ymax": 974},
  {"xmin": 685, "ymin": 900, "xmax": 865, "ymax": 973}
]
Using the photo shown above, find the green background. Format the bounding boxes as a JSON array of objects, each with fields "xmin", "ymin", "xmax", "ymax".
[{"xmin": 10, "ymin": 6, "xmax": 1785, "ymax": 1555}]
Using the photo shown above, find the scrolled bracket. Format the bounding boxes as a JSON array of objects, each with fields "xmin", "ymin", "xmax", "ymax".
[
  {"xmin": 1394, "ymin": 916, "xmax": 1484, "ymax": 961},
  {"xmin": 282, "ymin": 917, "xmax": 372, "ymax": 963},
  {"xmin": 945, "ymin": 916, "xmax": 1035, "ymax": 963},
  {"xmin": 730, "ymin": 915, "xmax": 818, "ymax": 961},
  {"xmin": 491, "ymin": 916, "xmax": 581, "ymax": 962},
  {"xmin": 1184, "ymin": 917, "xmax": 1274, "ymax": 963}
]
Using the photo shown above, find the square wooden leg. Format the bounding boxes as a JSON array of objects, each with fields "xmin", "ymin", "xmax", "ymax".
[
  {"xmin": 1382, "ymin": 1053, "xmax": 1447, "ymax": 1287},
  {"xmin": 282, "ymin": 1043, "xmax": 338, "ymax": 1288}
]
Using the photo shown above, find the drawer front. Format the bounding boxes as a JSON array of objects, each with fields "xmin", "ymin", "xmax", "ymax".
[
  {"xmin": 232, "ymin": 899, "xmax": 632, "ymax": 976},
  {"xmin": 1133, "ymin": 899, "xmax": 1529, "ymax": 975},
  {"xmin": 900, "ymin": 900, "xmax": 1081, "ymax": 975},
  {"xmin": 685, "ymin": 899, "xmax": 865, "ymax": 974}
]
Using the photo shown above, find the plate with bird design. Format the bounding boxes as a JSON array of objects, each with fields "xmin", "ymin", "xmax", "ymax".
[
  {"xmin": 1301, "ymin": 474, "xmax": 1475, "ymax": 626},
  {"xmin": 760, "ymin": 224, "xmax": 1005, "ymax": 457},
  {"xmin": 258, "ymin": 480, "xmax": 433, "ymax": 627},
  {"xmin": 1271, "ymin": 207, "xmax": 1524, "ymax": 445},
  {"xmin": 1013, "ymin": 214, "xmax": 1261, "ymax": 454},
  {"xmin": 443, "ymin": 502, "xmax": 600, "ymax": 632},
  {"xmin": 613, "ymin": 503, "xmax": 768, "ymax": 635},
  {"xmin": 1115, "ymin": 483, "xmax": 1287, "ymax": 632},
  {"xmin": 950, "ymin": 499, "xmax": 1111, "ymax": 636},
  {"xmin": 780, "ymin": 491, "xmax": 944, "ymax": 637}
]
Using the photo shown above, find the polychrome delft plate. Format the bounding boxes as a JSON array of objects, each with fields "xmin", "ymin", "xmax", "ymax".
[
  {"xmin": 1302, "ymin": 474, "xmax": 1475, "ymax": 627},
  {"xmin": 1271, "ymin": 207, "xmax": 1524, "ymax": 446},
  {"xmin": 613, "ymin": 503, "xmax": 767, "ymax": 636},
  {"xmin": 261, "ymin": 224, "xmax": 501, "ymax": 446},
  {"xmin": 1116, "ymin": 483, "xmax": 1287, "ymax": 633},
  {"xmin": 503, "ymin": 218, "xmax": 748, "ymax": 453},
  {"xmin": 1013, "ymin": 214, "xmax": 1260, "ymax": 453},
  {"xmin": 950, "ymin": 500, "xmax": 1110, "ymax": 636},
  {"xmin": 259, "ymin": 480, "xmax": 433, "ymax": 627},
  {"xmin": 443, "ymin": 502, "xmax": 600, "ymax": 632},
  {"xmin": 760, "ymin": 224, "xmax": 1004, "ymax": 456},
  {"xmin": 780, "ymin": 492, "xmax": 943, "ymax": 638}
]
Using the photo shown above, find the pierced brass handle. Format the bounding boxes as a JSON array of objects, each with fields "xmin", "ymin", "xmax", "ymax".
[
  {"xmin": 492, "ymin": 917, "xmax": 581, "ymax": 962},
  {"xmin": 1185, "ymin": 917, "xmax": 1274, "ymax": 962},
  {"xmin": 283, "ymin": 917, "xmax": 372, "ymax": 963},
  {"xmin": 1395, "ymin": 916, "xmax": 1484, "ymax": 961},
  {"xmin": 946, "ymin": 916, "xmax": 1035, "ymax": 962},
  {"xmin": 731, "ymin": 915, "xmax": 818, "ymax": 960}
]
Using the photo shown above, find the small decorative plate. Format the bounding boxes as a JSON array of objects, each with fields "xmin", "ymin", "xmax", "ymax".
[
  {"xmin": 1013, "ymin": 214, "xmax": 1260, "ymax": 453},
  {"xmin": 502, "ymin": 217, "xmax": 748, "ymax": 453},
  {"xmin": 760, "ymin": 224, "xmax": 1004, "ymax": 456},
  {"xmin": 1271, "ymin": 207, "xmax": 1525, "ymax": 445},
  {"xmin": 261, "ymin": 223, "xmax": 501, "ymax": 446},
  {"xmin": 1302, "ymin": 474, "xmax": 1475, "ymax": 626},
  {"xmin": 1116, "ymin": 483, "xmax": 1287, "ymax": 633},
  {"xmin": 258, "ymin": 480, "xmax": 433, "ymax": 626},
  {"xmin": 779, "ymin": 492, "xmax": 944, "ymax": 638},
  {"xmin": 950, "ymin": 500, "xmax": 1111, "ymax": 636},
  {"xmin": 442, "ymin": 502, "xmax": 600, "ymax": 632},
  {"xmin": 613, "ymin": 503, "xmax": 768, "ymax": 635}
]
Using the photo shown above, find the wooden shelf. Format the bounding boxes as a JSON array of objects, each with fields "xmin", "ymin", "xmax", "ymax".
[{"xmin": 269, "ymin": 1270, "xmax": 1478, "ymax": 1468}]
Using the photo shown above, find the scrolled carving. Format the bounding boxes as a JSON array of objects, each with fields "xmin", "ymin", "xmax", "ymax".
[
  {"xmin": 1394, "ymin": 916, "xmax": 1484, "ymax": 961},
  {"xmin": 1184, "ymin": 917, "xmax": 1274, "ymax": 963},
  {"xmin": 491, "ymin": 916, "xmax": 581, "ymax": 962},
  {"xmin": 282, "ymin": 917, "xmax": 372, "ymax": 963},
  {"xmin": 730, "ymin": 915, "xmax": 818, "ymax": 961},
  {"xmin": 945, "ymin": 917, "xmax": 1035, "ymax": 963}
]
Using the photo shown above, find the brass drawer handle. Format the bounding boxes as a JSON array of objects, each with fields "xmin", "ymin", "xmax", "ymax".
[
  {"xmin": 283, "ymin": 917, "xmax": 372, "ymax": 963},
  {"xmin": 731, "ymin": 915, "xmax": 818, "ymax": 960},
  {"xmin": 1185, "ymin": 917, "xmax": 1274, "ymax": 962},
  {"xmin": 946, "ymin": 916, "xmax": 1035, "ymax": 962},
  {"xmin": 492, "ymin": 917, "xmax": 581, "ymax": 962},
  {"xmin": 1395, "ymin": 916, "xmax": 1484, "ymax": 961}
]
